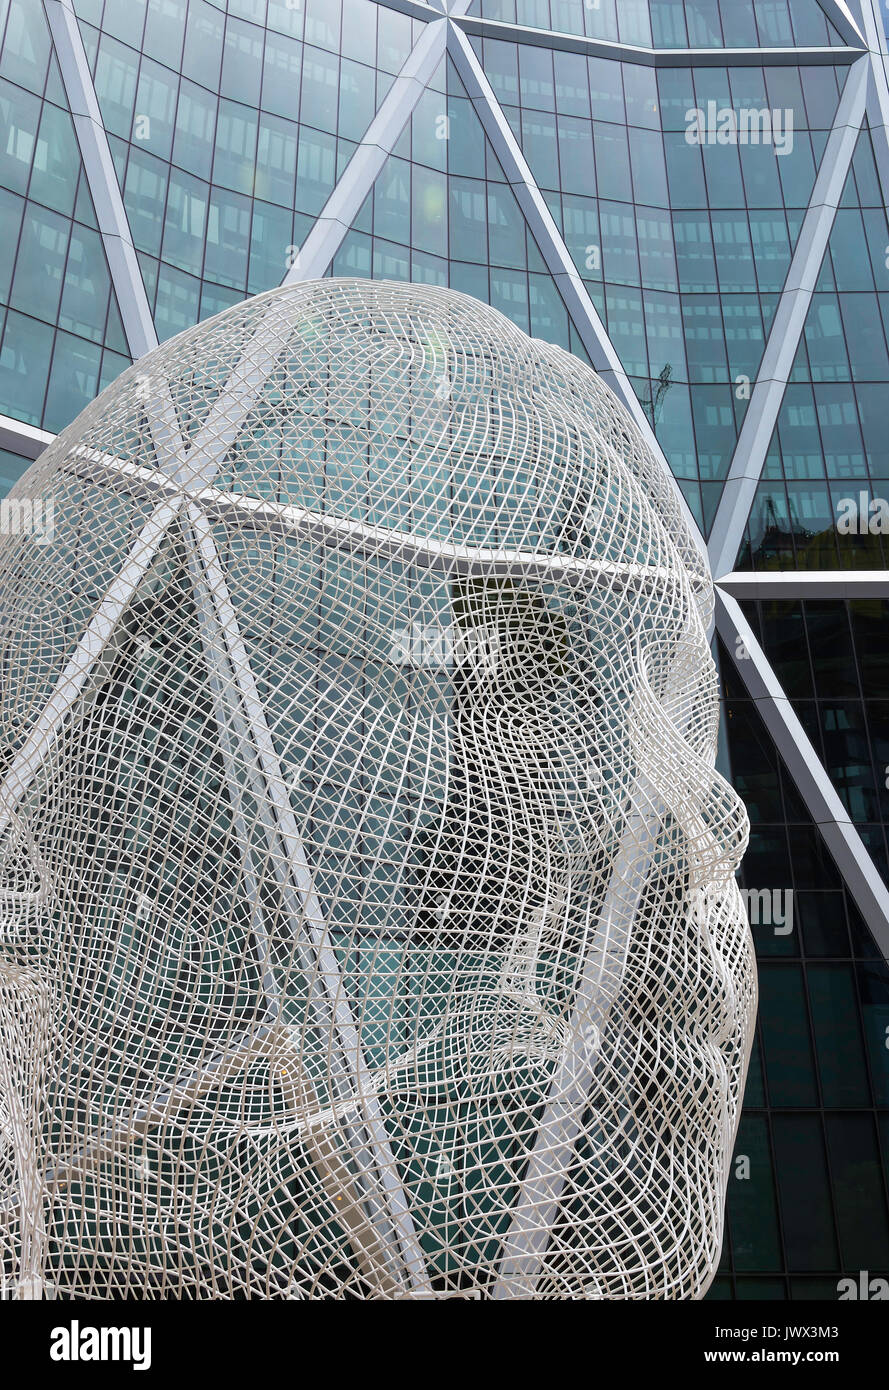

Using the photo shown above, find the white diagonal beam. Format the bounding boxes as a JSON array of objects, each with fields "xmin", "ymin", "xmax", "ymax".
[
  {"xmin": 182, "ymin": 504, "xmax": 432, "ymax": 1295},
  {"xmin": 447, "ymin": 19, "xmax": 709, "ymax": 572},
  {"xmin": 42, "ymin": 0, "xmax": 156, "ymax": 360},
  {"xmin": 716, "ymin": 590, "xmax": 889, "ymax": 960},
  {"xmin": 707, "ymin": 56, "xmax": 867, "ymax": 580},
  {"xmin": 283, "ymin": 20, "xmax": 447, "ymax": 283},
  {"xmin": 818, "ymin": 0, "xmax": 866, "ymax": 44}
]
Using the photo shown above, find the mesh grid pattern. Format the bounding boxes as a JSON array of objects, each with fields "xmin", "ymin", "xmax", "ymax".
[{"xmin": 0, "ymin": 279, "xmax": 754, "ymax": 1299}]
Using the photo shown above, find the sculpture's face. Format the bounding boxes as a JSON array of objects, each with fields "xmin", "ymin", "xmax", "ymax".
[{"xmin": 0, "ymin": 281, "xmax": 755, "ymax": 1300}]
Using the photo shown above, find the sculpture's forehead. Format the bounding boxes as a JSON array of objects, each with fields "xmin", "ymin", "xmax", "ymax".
[{"xmin": 31, "ymin": 280, "xmax": 666, "ymax": 563}]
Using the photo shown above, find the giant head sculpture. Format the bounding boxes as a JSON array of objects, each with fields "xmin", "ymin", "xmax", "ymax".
[{"xmin": 0, "ymin": 280, "xmax": 755, "ymax": 1300}]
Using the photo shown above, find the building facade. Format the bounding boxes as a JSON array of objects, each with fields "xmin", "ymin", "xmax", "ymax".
[{"xmin": 0, "ymin": 0, "xmax": 888, "ymax": 1297}]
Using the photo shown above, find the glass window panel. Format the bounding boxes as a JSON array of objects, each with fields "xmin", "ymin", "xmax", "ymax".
[
  {"xmin": 154, "ymin": 263, "xmax": 199, "ymax": 340},
  {"xmin": 556, "ymin": 116, "xmax": 595, "ymax": 198},
  {"xmin": 182, "ymin": 0, "xmax": 224, "ymax": 91},
  {"xmin": 481, "ymin": 39, "xmax": 518, "ymax": 107},
  {"xmin": 304, "ymin": 0, "xmax": 340, "ymax": 53},
  {"xmin": 776, "ymin": 134, "xmax": 817, "ymax": 209},
  {"xmin": 831, "ymin": 210, "xmax": 877, "ymax": 292},
  {"xmin": 604, "ymin": 285, "xmax": 647, "ymax": 376},
  {"xmin": 411, "ymin": 165, "xmax": 447, "ymax": 259},
  {"xmin": 221, "ymin": 15, "xmax": 263, "ymax": 107},
  {"xmin": 664, "ymin": 134, "xmax": 707, "ymax": 209},
  {"xmin": 300, "ymin": 46, "xmax": 339, "ymax": 133},
  {"xmin": 629, "ymin": 128, "xmax": 668, "ymax": 207},
  {"xmin": 711, "ymin": 212, "xmax": 756, "ymax": 293},
  {"xmin": 0, "ymin": 79, "xmax": 41, "ymax": 196},
  {"xmin": 28, "ymin": 102, "xmax": 80, "ymax": 218},
  {"xmin": 702, "ymin": 143, "xmax": 745, "ymax": 209},
  {"xmin": 449, "ymin": 177, "xmax": 487, "ymax": 265},
  {"xmin": 0, "ymin": 310, "xmax": 53, "ymax": 423},
  {"xmin": 588, "ymin": 56, "xmax": 624, "ymax": 123},
  {"xmin": 728, "ymin": 1116, "xmax": 783, "ymax": 1272},
  {"xmin": 101, "ymin": 0, "xmax": 146, "ymax": 48},
  {"xmin": 801, "ymin": 67, "xmax": 842, "ymax": 130},
  {"xmin": 93, "ymin": 35, "xmax": 139, "ymax": 139},
  {"xmin": 599, "ymin": 203, "xmax": 639, "ymax": 286},
  {"xmin": 862, "ymin": 209, "xmax": 889, "ymax": 288},
  {"xmin": 248, "ymin": 199, "xmax": 293, "ymax": 293},
  {"xmin": 338, "ymin": 58, "xmax": 375, "ymax": 145},
  {"xmin": 10, "ymin": 205, "xmax": 68, "ymax": 321},
  {"xmin": 212, "ymin": 100, "xmax": 258, "ymax": 195},
  {"xmin": 487, "ymin": 182, "xmax": 526, "ymax": 269},
  {"xmin": 44, "ymin": 329, "xmax": 102, "ymax": 431},
  {"xmin": 336, "ymin": 0, "xmax": 372, "ymax": 68},
  {"xmin": 808, "ymin": 963, "xmax": 871, "ymax": 1106},
  {"xmin": 0, "ymin": 187, "xmax": 23, "ymax": 303},
  {"xmin": 758, "ymin": 962, "xmax": 818, "ymax": 1105},
  {"xmin": 520, "ymin": 109, "xmax": 558, "ymax": 189},
  {"xmin": 552, "ymin": 50, "xmax": 588, "ymax": 119},
  {"xmin": 123, "ymin": 147, "xmax": 169, "ymax": 257},
  {"xmin": 0, "ymin": 445, "xmax": 31, "ymax": 496},
  {"xmin": 204, "ymin": 187, "xmax": 251, "ymax": 290},
  {"xmin": 518, "ymin": 44, "xmax": 554, "ymax": 112},
  {"xmin": 373, "ymin": 156, "xmax": 410, "ymax": 246},
  {"xmin": 623, "ymin": 65, "xmax": 660, "ymax": 129},
  {"xmin": 857, "ymin": 962, "xmax": 889, "ymax": 1106},
  {"xmin": 803, "ymin": 294, "xmax": 849, "ymax": 381},
  {"xmin": 637, "ymin": 208, "xmax": 677, "ymax": 292},
  {"xmin": 672, "ymin": 212, "xmax": 718, "ymax": 292},
  {"xmin": 490, "ymin": 267, "xmax": 529, "ymax": 332},
  {"xmin": 130, "ymin": 56, "xmax": 177, "ymax": 162},
  {"xmin": 839, "ymin": 295, "xmax": 889, "ymax": 382},
  {"xmin": 261, "ymin": 30, "xmax": 302, "ymax": 121},
  {"xmin": 0, "ymin": 0, "xmax": 51, "ymax": 95},
  {"xmin": 617, "ymin": 0, "xmax": 651, "ymax": 45},
  {"xmin": 772, "ymin": 1115, "xmax": 839, "ymax": 1272},
  {"xmin": 750, "ymin": 213, "xmax": 792, "ymax": 294},
  {"xmin": 172, "ymin": 80, "xmax": 217, "ymax": 182},
  {"xmin": 377, "ymin": 7, "xmax": 412, "ymax": 76},
  {"xmin": 162, "ymin": 170, "xmax": 208, "ymax": 275},
  {"xmin": 594, "ymin": 122, "xmax": 631, "ymax": 202},
  {"xmin": 143, "ymin": 0, "xmax": 187, "ymax": 69},
  {"xmin": 825, "ymin": 1115, "xmax": 889, "ymax": 1273},
  {"xmin": 256, "ymin": 112, "xmax": 297, "ymax": 207},
  {"xmin": 447, "ymin": 95, "xmax": 485, "ymax": 181},
  {"xmin": 58, "ymin": 225, "xmax": 111, "ymax": 343}
]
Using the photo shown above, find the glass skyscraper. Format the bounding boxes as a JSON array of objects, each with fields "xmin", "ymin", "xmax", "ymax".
[{"xmin": 1, "ymin": 0, "xmax": 888, "ymax": 1298}]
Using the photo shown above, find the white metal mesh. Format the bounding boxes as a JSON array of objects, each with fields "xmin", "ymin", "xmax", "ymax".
[{"xmin": 0, "ymin": 279, "xmax": 755, "ymax": 1300}]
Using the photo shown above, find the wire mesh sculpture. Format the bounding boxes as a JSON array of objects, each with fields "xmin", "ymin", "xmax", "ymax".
[{"xmin": 0, "ymin": 279, "xmax": 755, "ymax": 1300}]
